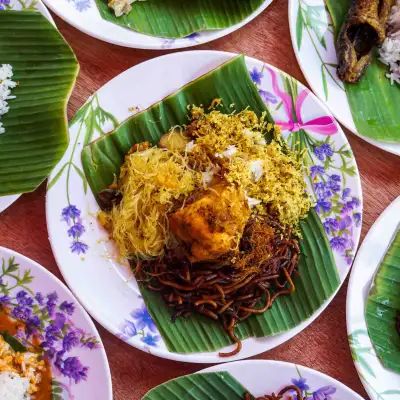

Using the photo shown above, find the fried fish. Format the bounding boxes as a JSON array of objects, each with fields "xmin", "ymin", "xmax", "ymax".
[{"xmin": 337, "ymin": 0, "xmax": 394, "ymax": 83}]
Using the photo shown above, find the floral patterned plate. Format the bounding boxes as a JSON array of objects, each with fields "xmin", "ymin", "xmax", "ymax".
[
  {"xmin": 288, "ymin": 0, "xmax": 400, "ymax": 156},
  {"xmin": 347, "ymin": 197, "xmax": 400, "ymax": 400},
  {"xmin": 0, "ymin": 246, "xmax": 112, "ymax": 399},
  {"xmin": 41, "ymin": 0, "xmax": 272, "ymax": 49},
  {"xmin": 200, "ymin": 360, "xmax": 364, "ymax": 399},
  {"xmin": 46, "ymin": 51, "xmax": 362, "ymax": 363},
  {"xmin": 0, "ymin": 0, "xmax": 53, "ymax": 213}
]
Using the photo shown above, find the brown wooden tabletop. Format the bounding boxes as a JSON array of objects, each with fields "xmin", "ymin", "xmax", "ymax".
[{"xmin": 1, "ymin": 0, "xmax": 400, "ymax": 398}]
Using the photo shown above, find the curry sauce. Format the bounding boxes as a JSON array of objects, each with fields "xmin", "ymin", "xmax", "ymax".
[{"xmin": 0, "ymin": 310, "xmax": 52, "ymax": 400}]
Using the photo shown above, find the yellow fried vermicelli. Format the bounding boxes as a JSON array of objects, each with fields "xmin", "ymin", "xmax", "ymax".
[{"xmin": 105, "ymin": 148, "xmax": 201, "ymax": 259}]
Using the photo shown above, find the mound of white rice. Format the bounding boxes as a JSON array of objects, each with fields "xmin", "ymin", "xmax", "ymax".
[
  {"xmin": 0, "ymin": 64, "xmax": 17, "ymax": 135},
  {"xmin": 0, "ymin": 372, "xmax": 30, "ymax": 400},
  {"xmin": 380, "ymin": 0, "xmax": 400, "ymax": 84}
]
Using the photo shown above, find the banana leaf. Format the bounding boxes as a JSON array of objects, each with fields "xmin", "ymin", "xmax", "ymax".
[
  {"xmin": 143, "ymin": 372, "xmax": 251, "ymax": 400},
  {"xmin": 366, "ymin": 227, "xmax": 400, "ymax": 374},
  {"xmin": 94, "ymin": 0, "xmax": 264, "ymax": 39},
  {"xmin": 82, "ymin": 55, "xmax": 340, "ymax": 353},
  {"xmin": 0, "ymin": 11, "xmax": 79, "ymax": 196},
  {"xmin": 324, "ymin": 0, "xmax": 349, "ymax": 36},
  {"xmin": 325, "ymin": 0, "xmax": 400, "ymax": 143}
]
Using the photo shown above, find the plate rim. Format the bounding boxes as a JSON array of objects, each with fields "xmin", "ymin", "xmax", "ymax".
[
  {"xmin": 346, "ymin": 196, "xmax": 400, "ymax": 400},
  {"xmin": 46, "ymin": 49, "xmax": 363, "ymax": 363},
  {"xmin": 42, "ymin": 0, "xmax": 272, "ymax": 50},
  {"xmin": 0, "ymin": 245, "xmax": 113, "ymax": 400},
  {"xmin": 201, "ymin": 359, "xmax": 364, "ymax": 399},
  {"xmin": 287, "ymin": 0, "xmax": 400, "ymax": 157}
]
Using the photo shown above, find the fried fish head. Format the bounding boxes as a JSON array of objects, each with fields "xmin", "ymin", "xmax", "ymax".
[{"xmin": 336, "ymin": 0, "xmax": 394, "ymax": 83}]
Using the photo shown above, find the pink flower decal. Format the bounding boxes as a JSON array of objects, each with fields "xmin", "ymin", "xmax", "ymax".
[{"xmin": 266, "ymin": 66, "xmax": 338, "ymax": 135}]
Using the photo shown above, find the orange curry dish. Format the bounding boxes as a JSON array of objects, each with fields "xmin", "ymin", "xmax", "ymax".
[{"xmin": 0, "ymin": 310, "xmax": 52, "ymax": 400}]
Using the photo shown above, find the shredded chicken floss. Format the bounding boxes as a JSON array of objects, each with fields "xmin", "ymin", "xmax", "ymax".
[{"xmin": 100, "ymin": 105, "xmax": 311, "ymax": 260}]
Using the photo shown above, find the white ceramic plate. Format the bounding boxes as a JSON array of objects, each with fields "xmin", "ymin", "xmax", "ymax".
[
  {"xmin": 42, "ymin": 0, "xmax": 272, "ymax": 49},
  {"xmin": 0, "ymin": 247, "xmax": 112, "ymax": 399},
  {"xmin": 151, "ymin": 360, "xmax": 364, "ymax": 399},
  {"xmin": 0, "ymin": 0, "xmax": 54, "ymax": 213},
  {"xmin": 46, "ymin": 50, "xmax": 363, "ymax": 363},
  {"xmin": 347, "ymin": 197, "xmax": 400, "ymax": 400},
  {"xmin": 288, "ymin": 0, "xmax": 400, "ymax": 156}
]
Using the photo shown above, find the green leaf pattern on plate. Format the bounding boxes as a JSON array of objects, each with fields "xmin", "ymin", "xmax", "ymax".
[
  {"xmin": 47, "ymin": 94, "xmax": 118, "ymax": 198},
  {"xmin": 295, "ymin": 0, "xmax": 343, "ymax": 100},
  {"xmin": 4, "ymin": 0, "xmax": 38, "ymax": 10},
  {"xmin": 47, "ymin": 94, "xmax": 118, "ymax": 256},
  {"xmin": 349, "ymin": 330, "xmax": 400, "ymax": 399}
]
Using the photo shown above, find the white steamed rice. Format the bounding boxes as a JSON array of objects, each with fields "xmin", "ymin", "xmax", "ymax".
[
  {"xmin": 380, "ymin": 0, "xmax": 400, "ymax": 84},
  {"xmin": 0, "ymin": 372, "xmax": 30, "ymax": 400},
  {"xmin": 0, "ymin": 64, "xmax": 17, "ymax": 135}
]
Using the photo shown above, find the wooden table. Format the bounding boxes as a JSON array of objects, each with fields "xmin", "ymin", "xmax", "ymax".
[{"xmin": 1, "ymin": 0, "xmax": 400, "ymax": 398}]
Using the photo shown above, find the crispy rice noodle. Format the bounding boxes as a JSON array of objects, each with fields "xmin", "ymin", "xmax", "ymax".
[
  {"xmin": 137, "ymin": 216, "xmax": 300, "ymax": 357},
  {"xmin": 244, "ymin": 385, "xmax": 303, "ymax": 400}
]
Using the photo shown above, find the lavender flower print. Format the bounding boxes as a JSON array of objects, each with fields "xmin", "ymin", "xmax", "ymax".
[
  {"xmin": 71, "ymin": 241, "xmax": 89, "ymax": 255},
  {"xmin": 118, "ymin": 300, "xmax": 161, "ymax": 348},
  {"xmin": 310, "ymin": 165, "xmax": 325, "ymax": 179},
  {"xmin": 56, "ymin": 353, "xmax": 89, "ymax": 384},
  {"xmin": 0, "ymin": 256, "xmax": 101, "ymax": 395},
  {"xmin": 259, "ymin": 89, "xmax": 278, "ymax": 104},
  {"xmin": 250, "ymin": 67, "xmax": 264, "ymax": 85},
  {"xmin": 309, "ymin": 386, "xmax": 336, "ymax": 400},
  {"xmin": 60, "ymin": 300, "xmax": 75, "ymax": 315},
  {"xmin": 66, "ymin": 0, "xmax": 92, "ymax": 12},
  {"xmin": 131, "ymin": 304, "xmax": 158, "ymax": 332},
  {"xmin": 0, "ymin": 0, "xmax": 10, "ymax": 10},
  {"xmin": 119, "ymin": 320, "xmax": 137, "ymax": 341},
  {"xmin": 141, "ymin": 333, "xmax": 161, "ymax": 347},
  {"xmin": 62, "ymin": 205, "xmax": 81, "ymax": 223},
  {"xmin": 291, "ymin": 373, "xmax": 337, "ymax": 400},
  {"xmin": 161, "ymin": 32, "xmax": 200, "ymax": 49},
  {"xmin": 68, "ymin": 222, "xmax": 85, "ymax": 238},
  {"xmin": 62, "ymin": 205, "xmax": 89, "ymax": 255},
  {"xmin": 292, "ymin": 377, "xmax": 310, "ymax": 391},
  {"xmin": 314, "ymin": 143, "xmax": 333, "ymax": 161}
]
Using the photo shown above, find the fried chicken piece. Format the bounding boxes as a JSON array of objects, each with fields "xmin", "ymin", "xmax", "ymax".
[{"xmin": 169, "ymin": 180, "xmax": 250, "ymax": 262}]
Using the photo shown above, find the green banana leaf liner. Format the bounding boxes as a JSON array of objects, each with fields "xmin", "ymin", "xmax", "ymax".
[
  {"xmin": 143, "ymin": 372, "xmax": 252, "ymax": 400},
  {"xmin": 325, "ymin": 0, "xmax": 400, "ymax": 143},
  {"xmin": 366, "ymin": 227, "xmax": 400, "ymax": 374},
  {"xmin": 0, "ymin": 11, "xmax": 79, "ymax": 196},
  {"xmin": 94, "ymin": 0, "xmax": 264, "ymax": 39},
  {"xmin": 82, "ymin": 55, "xmax": 340, "ymax": 353}
]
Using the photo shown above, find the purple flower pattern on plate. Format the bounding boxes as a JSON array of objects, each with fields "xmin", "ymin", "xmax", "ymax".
[
  {"xmin": 250, "ymin": 65, "xmax": 361, "ymax": 264},
  {"xmin": 49, "ymin": 94, "xmax": 118, "ymax": 256},
  {"xmin": 249, "ymin": 66, "xmax": 278, "ymax": 104},
  {"xmin": 0, "ymin": 256, "xmax": 101, "ymax": 398},
  {"xmin": 161, "ymin": 32, "xmax": 200, "ymax": 49},
  {"xmin": 291, "ymin": 370, "xmax": 337, "ymax": 400},
  {"xmin": 66, "ymin": 0, "xmax": 92, "ymax": 12},
  {"xmin": 118, "ymin": 298, "xmax": 160, "ymax": 351},
  {"xmin": 62, "ymin": 205, "xmax": 89, "ymax": 255},
  {"xmin": 0, "ymin": 0, "xmax": 10, "ymax": 10}
]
